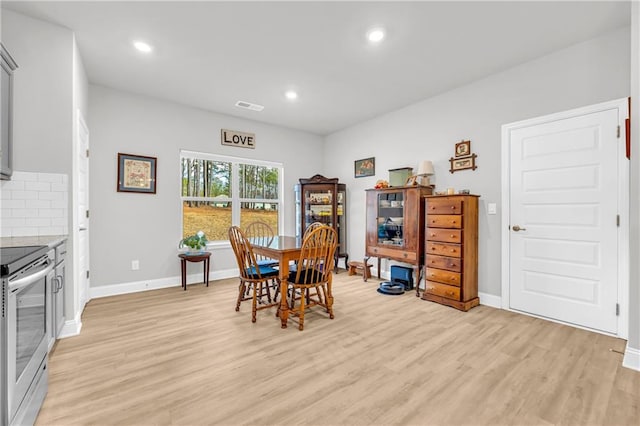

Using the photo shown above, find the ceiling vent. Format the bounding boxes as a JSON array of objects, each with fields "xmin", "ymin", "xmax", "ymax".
[{"xmin": 235, "ymin": 101, "xmax": 264, "ymax": 112}]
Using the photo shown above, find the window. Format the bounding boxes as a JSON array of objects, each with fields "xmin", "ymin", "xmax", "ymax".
[{"xmin": 181, "ymin": 151, "xmax": 282, "ymax": 242}]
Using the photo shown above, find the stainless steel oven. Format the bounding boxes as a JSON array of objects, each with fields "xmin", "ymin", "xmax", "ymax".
[{"xmin": 1, "ymin": 246, "xmax": 52, "ymax": 426}]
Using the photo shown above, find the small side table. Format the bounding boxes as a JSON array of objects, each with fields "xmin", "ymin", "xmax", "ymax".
[{"xmin": 178, "ymin": 252, "xmax": 211, "ymax": 291}]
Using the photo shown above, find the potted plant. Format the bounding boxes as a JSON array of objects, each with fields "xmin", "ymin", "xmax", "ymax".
[{"xmin": 179, "ymin": 230, "xmax": 208, "ymax": 254}]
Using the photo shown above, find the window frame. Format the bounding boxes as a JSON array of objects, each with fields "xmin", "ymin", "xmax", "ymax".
[{"xmin": 180, "ymin": 150, "xmax": 284, "ymax": 247}]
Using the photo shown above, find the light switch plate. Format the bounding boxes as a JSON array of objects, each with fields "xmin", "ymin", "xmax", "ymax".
[{"xmin": 487, "ymin": 203, "xmax": 497, "ymax": 215}]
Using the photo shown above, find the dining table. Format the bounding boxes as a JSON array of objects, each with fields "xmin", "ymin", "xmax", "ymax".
[{"xmin": 250, "ymin": 235, "xmax": 303, "ymax": 328}]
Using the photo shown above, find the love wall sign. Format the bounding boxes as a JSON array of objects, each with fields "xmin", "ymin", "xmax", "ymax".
[{"xmin": 221, "ymin": 129, "xmax": 256, "ymax": 149}]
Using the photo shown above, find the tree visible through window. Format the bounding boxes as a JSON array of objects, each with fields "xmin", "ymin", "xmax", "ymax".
[{"xmin": 181, "ymin": 151, "xmax": 282, "ymax": 241}]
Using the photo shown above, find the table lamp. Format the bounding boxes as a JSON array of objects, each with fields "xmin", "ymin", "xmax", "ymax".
[{"xmin": 416, "ymin": 160, "xmax": 434, "ymax": 186}]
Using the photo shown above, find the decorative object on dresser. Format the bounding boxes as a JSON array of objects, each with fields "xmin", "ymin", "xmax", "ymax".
[
  {"xmin": 365, "ymin": 185, "xmax": 432, "ymax": 291},
  {"xmin": 295, "ymin": 175, "xmax": 348, "ymax": 271},
  {"xmin": 414, "ymin": 160, "xmax": 435, "ymax": 186},
  {"xmin": 423, "ymin": 194, "xmax": 480, "ymax": 311},
  {"xmin": 388, "ymin": 167, "xmax": 413, "ymax": 187}
]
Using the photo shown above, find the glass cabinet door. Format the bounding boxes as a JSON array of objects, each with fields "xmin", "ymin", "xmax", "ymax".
[
  {"xmin": 304, "ymin": 189, "xmax": 333, "ymax": 228},
  {"xmin": 337, "ymin": 189, "xmax": 346, "ymax": 254},
  {"xmin": 376, "ymin": 190, "xmax": 404, "ymax": 247}
]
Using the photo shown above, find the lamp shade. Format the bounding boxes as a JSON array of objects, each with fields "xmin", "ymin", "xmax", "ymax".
[{"xmin": 417, "ymin": 160, "xmax": 434, "ymax": 175}]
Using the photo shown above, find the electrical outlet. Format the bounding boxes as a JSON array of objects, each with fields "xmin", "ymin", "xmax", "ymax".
[
  {"xmin": 131, "ymin": 260, "xmax": 139, "ymax": 270},
  {"xmin": 487, "ymin": 203, "xmax": 497, "ymax": 215}
]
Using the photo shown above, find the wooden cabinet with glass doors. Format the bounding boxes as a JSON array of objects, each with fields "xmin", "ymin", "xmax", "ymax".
[
  {"xmin": 365, "ymin": 186, "xmax": 432, "ymax": 295},
  {"xmin": 295, "ymin": 175, "xmax": 348, "ymax": 271}
]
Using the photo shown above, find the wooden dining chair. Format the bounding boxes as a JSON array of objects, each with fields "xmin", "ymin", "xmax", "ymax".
[
  {"xmin": 287, "ymin": 225, "xmax": 337, "ymax": 330},
  {"xmin": 244, "ymin": 221, "xmax": 279, "ymax": 268},
  {"xmin": 228, "ymin": 226, "xmax": 280, "ymax": 323},
  {"xmin": 303, "ymin": 221, "xmax": 324, "ymax": 239}
]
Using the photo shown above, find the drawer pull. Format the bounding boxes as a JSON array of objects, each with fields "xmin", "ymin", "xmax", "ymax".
[
  {"xmin": 431, "ymin": 247, "xmax": 436, "ymax": 250},
  {"xmin": 431, "ymin": 233, "xmax": 436, "ymax": 237},
  {"xmin": 451, "ymin": 220, "xmax": 457, "ymax": 224},
  {"xmin": 450, "ymin": 234, "xmax": 455, "ymax": 238},
  {"xmin": 450, "ymin": 249, "xmax": 456, "ymax": 253},
  {"xmin": 451, "ymin": 206, "xmax": 455, "ymax": 210},
  {"xmin": 431, "ymin": 260, "xmax": 435, "ymax": 264}
]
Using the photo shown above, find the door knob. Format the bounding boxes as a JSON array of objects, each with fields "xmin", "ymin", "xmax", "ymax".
[{"xmin": 512, "ymin": 225, "xmax": 527, "ymax": 232}]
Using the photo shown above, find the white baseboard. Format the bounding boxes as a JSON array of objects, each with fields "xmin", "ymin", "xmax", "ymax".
[
  {"xmin": 623, "ymin": 345, "xmax": 640, "ymax": 372},
  {"xmin": 89, "ymin": 268, "xmax": 238, "ymax": 299},
  {"xmin": 58, "ymin": 311, "xmax": 82, "ymax": 338},
  {"xmin": 478, "ymin": 291, "xmax": 502, "ymax": 308}
]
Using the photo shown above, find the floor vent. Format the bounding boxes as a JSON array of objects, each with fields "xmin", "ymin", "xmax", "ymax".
[{"xmin": 235, "ymin": 101, "xmax": 264, "ymax": 111}]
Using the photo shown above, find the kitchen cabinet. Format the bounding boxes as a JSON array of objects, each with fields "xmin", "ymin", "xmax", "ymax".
[
  {"xmin": 423, "ymin": 195, "xmax": 479, "ymax": 311},
  {"xmin": 1, "ymin": 43, "xmax": 18, "ymax": 180},
  {"xmin": 365, "ymin": 186, "xmax": 432, "ymax": 294},
  {"xmin": 295, "ymin": 175, "xmax": 348, "ymax": 270},
  {"xmin": 47, "ymin": 240, "xmax": 66, "ymax": 350}
]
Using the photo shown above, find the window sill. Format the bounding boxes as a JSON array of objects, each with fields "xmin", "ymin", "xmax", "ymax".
[{"xmin": 206, "ymin": 241, "xmax": 231, "ymax": 250}]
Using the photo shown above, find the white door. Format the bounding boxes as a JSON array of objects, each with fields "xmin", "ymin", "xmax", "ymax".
[
  {"xmin": 77, "ymin": 112, "xmax": 90, "ymax": 309},
  {"xmin": 506, "ymin": 105, "xmax": 624, "ymax": 335}
]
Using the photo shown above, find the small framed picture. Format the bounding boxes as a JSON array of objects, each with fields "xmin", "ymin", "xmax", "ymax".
[
  {"xmin": 455, "ymin": 140, "xmax": 471, "ymax": 158},
  {"xmin": 354, "ymin": 157, "xmax": 375, "ymax": 178},
  {"xmin": 405, "ymin": 175, "xmax": 418, "ymax": 186},
  {"xmin": 449, "ymin": 154, "xmax": 477, "ymax": 173},
  {"xmin": 117, "ymin": 153, "xmax": 157, "ymax": 193}
]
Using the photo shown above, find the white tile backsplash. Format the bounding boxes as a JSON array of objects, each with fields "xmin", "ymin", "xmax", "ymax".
[
  {"xmin": 11, "ymin": 171, "xmax": 37, "ymax": 181},
  {"xmin": 37, "ymin": 173, "xmax": 64, "ymax": 183},
  {"xmin": 25, "ymin": 181, "xmax": 51, "ymax": 192},
  {"xmin": 0, "ymin": 171, "xmax": 68, "ymax": 237}
]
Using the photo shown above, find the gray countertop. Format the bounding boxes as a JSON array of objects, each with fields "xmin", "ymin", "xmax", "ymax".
[{"xmin": 0, "ymin": 235, "xmax": 67, "ymax": 248}]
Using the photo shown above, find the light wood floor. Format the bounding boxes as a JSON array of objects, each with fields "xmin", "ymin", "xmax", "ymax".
[{"xmin": 37, "ymin": 272, "xmax": 639, "ymax": 425}]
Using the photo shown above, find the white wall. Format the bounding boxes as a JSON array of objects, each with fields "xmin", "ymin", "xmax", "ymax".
[
  {"xmin": 88, "ymin": 85, "xmax": 324, "ymax": 288},
  {"xmin": 1, "ymin": 9, "xmax": 73, "ymax": 173},
  {"xmin": 626, "ymin": 3, "xmax": 640, "ymax": 367},
  {"xmin": 324, "ymin": 27, "xmax": 630, "ymax": 298}
]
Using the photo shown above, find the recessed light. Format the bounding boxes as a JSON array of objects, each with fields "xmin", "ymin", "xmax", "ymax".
[
  {"xmin": 133, "ymin": 41, "xmax": 153, "ymax": 53},
  {"xmin": 367, "ymin": 28, "xmax": 385, "ymax": 43},
  {"xmin": 285, "ymin": 90, "xmax": 298, "ymax": 100}
]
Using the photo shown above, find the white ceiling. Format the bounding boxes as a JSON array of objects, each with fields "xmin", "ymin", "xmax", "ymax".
[{"xmin": 3, "ymin": 1, "xmax": 631, "ymax": 135}]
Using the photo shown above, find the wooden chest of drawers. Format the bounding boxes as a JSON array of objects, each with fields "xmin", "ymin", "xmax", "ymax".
[{"xmin": 422, "ymin": 195, "xmax": 479, "ymax": 311}]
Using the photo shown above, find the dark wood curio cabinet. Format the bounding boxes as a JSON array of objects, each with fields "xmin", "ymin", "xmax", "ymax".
[
  {"xmin": 365, "ymin": 186, "xmax": 433, "ymax": 294},
  {"xmin": 295, "ymin": 175, "xmax": 348, "ymax": 270}
]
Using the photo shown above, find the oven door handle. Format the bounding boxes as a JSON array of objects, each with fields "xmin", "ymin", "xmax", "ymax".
[{"xmin": 9, "ymin": 260, "xmax": 54, "ymax": 292}]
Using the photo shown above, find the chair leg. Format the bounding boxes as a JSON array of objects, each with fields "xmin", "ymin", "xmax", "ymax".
[
  {"xmin": 273, "ymin": 279, "xmax": 280, "ymax": 302},
  {"xmin": 317, "ymin": 285, "xmax": 327, "ymax": 308},
  {"xmin": 251, "ymin": 285, "xmax": 258, "ymax": 323},
  {"xmin": 298, "ymin": 287, "xmax": 305, "ymax": 331},
  {"xmin": 236, "ymin": 282, "xmax": 245, "ymax": 312},
  {"xmin": 326, "ymin": 285, "xmax": 334, "ymax": 320},
  {"xmin": 264, "ymin": 281, "xmax": 272, "ymax": 304}
]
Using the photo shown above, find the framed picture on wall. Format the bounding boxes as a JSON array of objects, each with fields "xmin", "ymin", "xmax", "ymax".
[
  {"xmin": 117, "ymin": 153, "xmax": 157, "ymax": 193},
  {"xmin": 449, "ymin": 153, "xmax": 477, "ymax": 173},
  {"xmin": 455, "ymin": 140, "xmax": 471, "ymax": 158},
  {"xmin": 354, "ymin": 157, "xmax": 375, "ymax": 178}
]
